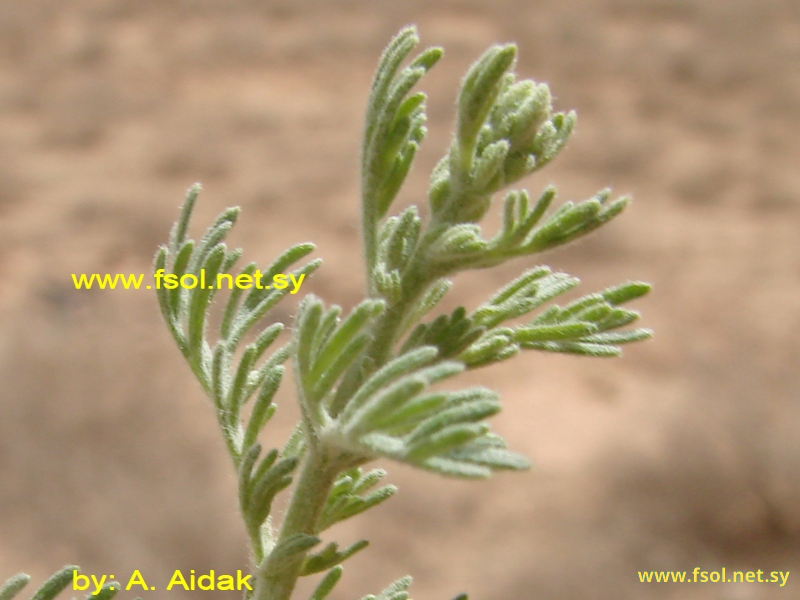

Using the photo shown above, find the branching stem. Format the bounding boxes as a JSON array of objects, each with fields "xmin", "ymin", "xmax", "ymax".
[{"xmin": 254, "ymin": 447, "xmax": 341, "ymax": 600}]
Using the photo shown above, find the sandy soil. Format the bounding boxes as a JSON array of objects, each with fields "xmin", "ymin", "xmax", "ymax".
[{"xmin": 1, "ymin": 1, "xmax": 799, "ymax": 599}]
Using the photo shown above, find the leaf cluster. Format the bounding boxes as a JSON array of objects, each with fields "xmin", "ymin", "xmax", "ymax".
[
  {"xmin": 144, "ymin": 24, "xmax": 652, "ymax": 600},
  {"xmin": 153, "ymin": 185, "xmax": 321, "ymax": 565},
  {"xmin": 0, "ymin": 567, "xmax": 133, "ymax": 600},
  {"xmin": 0, "ymin": 25, "xmax": 655, "ymax": 600}
]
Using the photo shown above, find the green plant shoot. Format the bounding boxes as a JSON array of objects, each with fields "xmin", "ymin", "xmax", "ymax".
[{"xmin": 3, "ymin": 25, "xmax": 650, "ymax": 600}]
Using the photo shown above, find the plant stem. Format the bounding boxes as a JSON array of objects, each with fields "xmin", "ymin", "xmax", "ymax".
[
  {"xmin": 253, "ymin": 447, "xmax": 340, "ymax": 600},
  {"xmin": 329, "ymin": 226, "xmax": 443, "ymax": 418},
  {"xmin": 364, "ymin": 224, "xmax": 446, "ymax": 366},
  {"xmin": 362, "ymin": 164, "xmax": 381, "ymax": 298}
]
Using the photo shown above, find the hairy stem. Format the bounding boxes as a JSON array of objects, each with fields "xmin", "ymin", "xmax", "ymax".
[
  {"xmin": 254, "ymin": 447, "xmax": 341, "ymax": 600},
  {"xmin": 329, "ymin": 225, "xmax": 444, "ymax": 418},
  {"xmin": 362, "ymin": 193, "xmax": 379, "ymax": 298}
]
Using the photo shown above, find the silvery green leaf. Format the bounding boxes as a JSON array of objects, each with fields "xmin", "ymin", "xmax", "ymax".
[
  {"xmin": 244, "ymin": 453, "xmax": 297, "ymax": 535},
  {"xmin": 515, "ymin": 185, "xmax": 557, "ymax": 238},
  {"xmin": 238, "ymin": 443, "xmax": 262, "ymax": 506},
  {"xmin": 342, "ymin": 361, "xmax": 464, "ymax": 436},
  {"xmin": 583, "ymin": 329, "xmax": 652, "ymax": 344},
  {"xmin": 220, "ymin": 261, "xmax": 256, "ymax": 339},
  {"xmin": 281, "ymin": 421, "xmax": 306, "ymax": 460},
  {"xmin": 363, "ymin": 27, "xmax": 442, "ymax": 220},
  {"xmin": 352, "ymin": 468, "xmax": 389, "ymax": 494},
  {"xmin": 405, "ymin": 423, "xmax": 490, "ymax": 462},
  {"xmin": 249, "ymin": 323, "xmax": 285, "ymax": 366},
  {"xmin": 168, "ymin": 183, "xmax": 200, "ymax": 255},
  {"xmin": 242, "ymin": 366, "xmax": 282, "ymax": 452},
  {"xmin": 335, "ymin": 346, "xmax": 439, "ymax": 423},
  {"xmin": 186, "ymin": 204, "xmax": 238, "ymax": 275},
  {"xmin": 400, "ymin": 279, "xmax": 451, "ymax": 332},
  {"xmin": 515, "ymin": 322, "xmax": 598, "ymax": 343},
  {"xmin": 187, "ymin": 244, "xmax": 226, "ymax": 363},
  {"xmin": 378, "ymin": 213, "xmax": 401, "ymax": 248},
  {"xmin": 307, "ymin": 299, "xmax": 385, "ymax": 384},
  {"xmin": 166, "ymin": 240, "xmax": 194, "ymax": 325},
  {"xmin": 473, "ymin": 140, "xmax": 509, "ymax": 192},
  {"xmin": 308, "ymin": 567, "xmax": 343, "ymax": 600},
  {"xmin": 402, "ymin": 307, "xmax": 484, "ymax": 359},
  {"xmin": 244, "ymin": 342, "xmax": 290, "ymax": 399},
  {"xmin": 302, "ymin": 300, "xmax": 385, "ymax": 405},
  {"xmin": 89, "ymin": 583, "xmax": 123, "ymax": 600},
  {"xmin": 364, "ymin": 28, "xmax": 422, "ymax": 145},
  {"xmin": 383, "ymin": 206, "xmax": 421, "ymax": 270},
  {"xmin": 295, "ymin": 295, "xmax": 325, "ymax": 380},
  {"xmin": 530, "ymin": 111, "xmax": 576, "ymax": 168},
  {"xmin": 311, "ymin": 306, "xmax": 342, "ymax": 361},
  {"xmin": 428, "ymin": 155, "xmax": 451, "ymax": 213},
  {"xmin": 300, "ymin": 540, "xmax": 369, "ymax": 576},
  {"xmin": 521, "ymin": 340, "xmax": 622, "ymax": 357},
  {"xmin": 557, "ymin": 293, "xmax": 605, "ymax": 319},
  {"xmin": 242, "ymin": 242, "xmax": 317, "ymax": 311},
  {"xmin": 0, "ymin": 573, "xmax": 29, "ymax": 600},
  {"xmin": 406, "ymin": 397, "xmax": 501, "ymax": 445},
  {"xmin": 458, "ymin": 329, "xmax": 520, "ymax": 368},
  {"xmin": 526, "ymin": 198, "xmax": 603, "ymax": 251},
  {"xmin": 456, "ymin": 44, "xmax": 516, "ymax": 166},
  {"xmin": 428, "ymin": 224, "xmax": 488, "ymax": 261},
  {"xmin": 343, "ymin": 377, "xmax": 428, "ymax": 437},
  {"xmin": 267, "ymin": 534, "xmax": 321, "ymax": 573},
  {"xmin": 419, "ymin": 456, "xmax": 492, "ymax": 479},
  {"xmin": 363, "ymin": 576, "xmax": 413, "ymax": 600},
  {"xmin": 595, "ymin": 307, "xmax": 640, "ymax": 330},
  {"xmin": 227, "ymin": 345, "xmax": 257, "ymax": 426},
  {"xmin": 374, "ymin": 264, "xmax": 402, "ymax": 304},
  {"xmin": 472, "ymin": 271, "xmax": 578, "ymax": 329},
  {"xmin": 447, "ymin": 445, "xmax": 531, "ymax": 472},
  {"xmin": 530, "ymin": 272, "xmax": 582, "ymax": 306},
  {"xmin": 506, "ymin": 82, "xmax": 552, "ymax": 150},
  {"xmin": 573, "ymin": 303, "xmax": 613, "ymax": 323},
  {"xmin": 221, "ymin": 246, "xmax": 243, "ymax": 273},
  {"xmin": 28, "ymin": 566, "xmax": 78, "ymax": 600},
  {"xmin": 317, "ymin": 476, "xmax": 397, "ymax": 532},
  {"xmin": 227, "ymin": 258, "xmax": 322, "ymax": 351},
  {"xmin": 440, "ymin": 387, "xmax": 499, "ymax": 409},
  {"xmin": 153, "ymin": 246, "xmax": 170, "ymax": 314},
  {"xmin": 499, "ymin": 189, "xmax": 525, "ymax": 238},
  {"xmin": 483, "ymin": 266, "xmax": 551, "ymax": 307},
  {"xmin": 369, "ymin": 392, "xmax": 448, "ymax": 434},
  {"xmin": 601, "ymin": 281, "xmax": 651, "ymax": 305}
]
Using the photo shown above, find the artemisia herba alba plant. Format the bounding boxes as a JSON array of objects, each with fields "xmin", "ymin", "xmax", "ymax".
[{"xmin": 3, "ymin": 26, "xmax": 651, "ymax": 600}]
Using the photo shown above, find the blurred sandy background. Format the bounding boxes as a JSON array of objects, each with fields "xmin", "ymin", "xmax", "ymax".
[{"xmin": 1, "ymin": 1, "xmax": 799, "ymax": 599}]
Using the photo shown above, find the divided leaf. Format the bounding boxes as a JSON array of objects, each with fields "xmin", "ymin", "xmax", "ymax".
[
  {"xmin": 401, "ymin": 307, "xmax": 485, "ymax": 359},
  {"xmin": 294, "ymin": 296, "xmax": 386, "ymax": 427},
  {"xmin": 155, "ymin": 186, "xmax": 320, "ymax": 427},
  {"xmin": 239, "ymin": 444, "xmax": 298, "ymax": 543},
  {"xmin": 330, "ymin": 349, "xmax": 529, "ymax": 479},
  {"xmin": 300, "ymin": 540, "xmax": 369, "ymax": 576},
  {"xmin": 317, "ymin": 468, "xmax": 397, "ymax": 532},
  {"xmin": 364, "ymin": 26, "xmax": 443, "ymax": 219},
  {"xmin": 151, "ymin": 27, "xmax": 653, "ymax": 600},
  {"xmin": 516, "ymin": 280, "xmax": 652, "ymax": 356}
]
